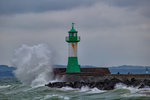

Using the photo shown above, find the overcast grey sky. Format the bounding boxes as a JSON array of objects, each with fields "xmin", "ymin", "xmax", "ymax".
[{"xmin": 0, "ymin": 0, "xmax": 150, "ymax": 67}]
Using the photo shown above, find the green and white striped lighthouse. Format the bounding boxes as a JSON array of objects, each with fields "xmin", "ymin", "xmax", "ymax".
[{"xmin": 65, "ymin": 23, "xmax": 81, "ymax": 72}]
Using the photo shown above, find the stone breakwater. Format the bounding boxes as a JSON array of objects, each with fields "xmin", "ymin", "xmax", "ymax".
[
  {"xmin": 46, "ymin": 78, "xmax": 150, "ymax": 90},
  {"xmin": 47, "ymin": 68, "xmax": 150, "ymax": 90}
]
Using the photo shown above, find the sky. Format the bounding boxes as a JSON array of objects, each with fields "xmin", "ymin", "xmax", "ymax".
[{"xmin": 0, "ymin": 0, "xmax": 150, "ymax": 67}]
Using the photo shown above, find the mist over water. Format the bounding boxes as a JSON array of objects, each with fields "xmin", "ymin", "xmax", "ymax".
[{"xmin": 12, "ymin": 44, "xmax": 54, "ymax": 86}]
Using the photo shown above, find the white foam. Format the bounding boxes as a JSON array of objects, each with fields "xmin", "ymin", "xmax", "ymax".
[
  {"xmin": 58, "ymin": 86, "xmax": 105, "ymax": 93},
  {"xmin": 50, "ymin": 77, "xmax": 64, "ymax": 83},
  {"xmin": 80, "ymin": 86, "xmax": 90, "ymax": 92},
  {"xmin": 115, "ymin": 83, "xmax": 128, "ymax": 89},
  {"xmin": 0, "ymin": 85, "xmax": 11, "ymax": 89},
  {"xmin": 115, "ymin": 83, "xmax": 150, "ymax": 97},
  {"xmin": 115, "ymin": 83, "xmax": 139, "ymax": 93},
  {"xmin": 79, "ymin": 86, "xmax": 105, "ymax": 93},
  {"xmin": 60, "ymin": 87, "xmax": 75, "ymax": 91},
  {"xmin": 12, "ymin": 44, "xmax": 54, "ymax": 87},
  {"xmin": 88, "ymin": 87, "xmax": 105, "ymax": 93},
  {"xmin": 43, "ymin": 94, "xmax": 70, "ymax": 100}
]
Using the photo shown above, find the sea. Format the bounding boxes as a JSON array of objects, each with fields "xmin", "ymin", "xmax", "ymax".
[
  {"xmin": 0, "ymin": 78, "xmax": 150, "ymax": 100},
  {"xmin": 1, "ymin": 44, "xmax": 150, "ymax": 100}
]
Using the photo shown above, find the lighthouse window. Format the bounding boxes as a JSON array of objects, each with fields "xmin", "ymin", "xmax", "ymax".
[
  {"xmin": 74, "ymin": 33, "xmax": 77, "ymax": 36},
  {"xmin": 69, "ymin": 33, "xmax": 77, "ymax": 36}
]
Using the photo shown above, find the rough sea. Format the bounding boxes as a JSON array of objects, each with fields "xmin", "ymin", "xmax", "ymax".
[
  {"xmin": 0, "ymin": 78, "xmax": 150, "ymax": 100},
  {"xmin": 1, "ymin": 44, "xmax": 150, "ymax": 100}
]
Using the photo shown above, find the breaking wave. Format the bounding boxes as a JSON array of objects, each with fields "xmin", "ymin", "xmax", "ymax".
[
  {"xmin": 0, "ymin": 78, "xmax": 150, "ymax": 100},
  {"xmin": 115, "ymin": 83, "xmax": 150, "ymax": 97},
  {"xmin": 12, "ymin": 44, "xmax": 54, "ymax": 87}
]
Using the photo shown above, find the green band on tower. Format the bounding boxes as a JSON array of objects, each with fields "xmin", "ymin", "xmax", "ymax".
[
  {"xmin": 66, "ymin": 57, "xmax": 80, "ymax": 72},
  {"xmin": 65, "ymin": 23, "xmax": 81, "ymax": 72}
]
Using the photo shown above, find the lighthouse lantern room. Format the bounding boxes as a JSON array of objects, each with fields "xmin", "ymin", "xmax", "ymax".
[{"xmin": 65, "ymin": 23, "xmax": 81, "ymax": 72}]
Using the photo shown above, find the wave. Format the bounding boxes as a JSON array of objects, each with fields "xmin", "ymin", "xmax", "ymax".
[
  {"xmin": 115, "ymin": 83, "xmax": 150, "ymax": 97},
  {"xmin": 0, "ymin": 85, "xmax": 11, "ymax": 89},
  {"xmin": 80, "ymin": 86, "xmax": 105, "ymax": 93},
  {"xmin": 0, "ymin": 83, "xmax": 150, "ymax": 100},
  {"xmin": 12, "ymin": 44, "xmax": 54, "ymax": 87},
  {"xmin": 58, "ymin": 86, "xmax": 105, "ymax": 94},
  {"xmin": 43, "ymin": 94, "xmax": 70, "ymax": 100}
]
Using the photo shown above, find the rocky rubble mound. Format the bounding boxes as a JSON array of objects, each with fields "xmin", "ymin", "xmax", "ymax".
[{"xmin": 45, "ymin": 78, "xmax": 150, "ymax": 90}]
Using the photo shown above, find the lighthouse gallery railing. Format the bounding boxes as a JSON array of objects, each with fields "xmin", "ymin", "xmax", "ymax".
[{"xmin": 65, "ymin": 36, "xmax": 80, "ymax": 42}]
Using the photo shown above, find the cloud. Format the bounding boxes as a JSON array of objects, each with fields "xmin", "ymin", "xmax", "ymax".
[
  {"xmin": 107, "ymin": 0, "xmax": 150, "ymax": 18},
  {"xmin": 0, "ymin": 0, "xmax": 96, "ymax": 15},
  {"xmin": 0, "ymin": 1, "xmax": 150, "ymax": 66},
  {"xmin": 1, "ymin": 0, "xmax": 150, "ymax": 17}
]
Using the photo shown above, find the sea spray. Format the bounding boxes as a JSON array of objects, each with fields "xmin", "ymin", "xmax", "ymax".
[{"xmin": 12, "ymin": 44, "xmax": 54, "ymax": 86}]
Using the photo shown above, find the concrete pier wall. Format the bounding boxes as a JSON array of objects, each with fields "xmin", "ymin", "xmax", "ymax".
[
  {"xmin": 53, "ymin": 68, "xmax": 150, "ymax": 82},
  {"xmin": 63, "ymin": 74, "xmax": 150, "ymax": 82}
]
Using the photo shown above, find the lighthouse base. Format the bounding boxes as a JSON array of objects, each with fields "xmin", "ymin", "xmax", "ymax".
[{"xmin": 66, "ymin": 57, "xmax": 80, "ymax": 72}]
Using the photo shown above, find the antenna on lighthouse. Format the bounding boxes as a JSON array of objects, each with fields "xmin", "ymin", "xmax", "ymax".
[{"xmin": 72, "ymin": 23, "xmax": 75, "ymax": 28}]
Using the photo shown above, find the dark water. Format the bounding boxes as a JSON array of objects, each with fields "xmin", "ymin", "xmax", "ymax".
[{"xmin": 0, "ymin": 78, "xmax": 150, "ymax": 100}]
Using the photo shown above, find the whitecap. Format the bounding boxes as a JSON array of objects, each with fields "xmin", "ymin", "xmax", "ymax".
[
  {"xmin": 88, "ymin": 87, "xmax": 105, "ymax": 93},
  {"xmin": 60, "ymin": 86, "xmax": 75, "ymax": 91},
  {"xmin": 115, "ymin": 83, "xmax": 150, "ymax": 97},
  {"xmin": 80, "ymin": 86, "xmax": 90, "ymax": 92},
  {"xmin": 43, "ymin": 94, "xmax": 70, "ymax": 100},
  {"xmin": 0, "ymin": 85, "xmax": 11, "ymax": 89},
  {"xmin": 78, "ymin": 86, "xmax": 105, "ymax": 93}
]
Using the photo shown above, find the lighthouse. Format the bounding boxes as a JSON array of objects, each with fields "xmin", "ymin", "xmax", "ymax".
[{"xmin": 65, "ymin": 23, "xmax": 81, "ymax": 72}]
